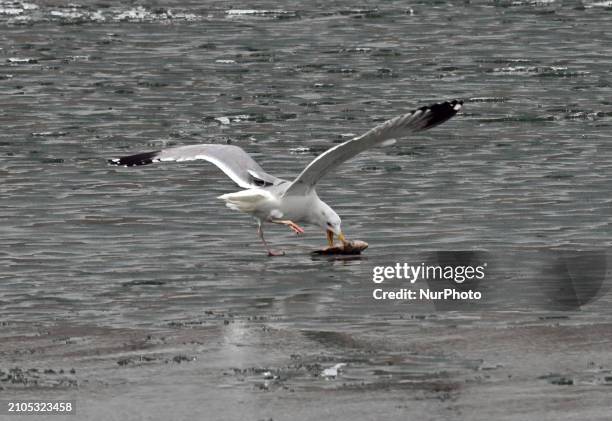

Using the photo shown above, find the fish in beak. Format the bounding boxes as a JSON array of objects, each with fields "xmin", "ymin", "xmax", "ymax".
[{"xmin": 327, "ymin": 230, "xmax": 347, "ymax": 247}]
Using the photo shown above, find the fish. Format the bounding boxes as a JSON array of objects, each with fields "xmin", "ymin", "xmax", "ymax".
[{"xmin": 312, "ymin": 239, "xmax": 368, "ymax": 255}]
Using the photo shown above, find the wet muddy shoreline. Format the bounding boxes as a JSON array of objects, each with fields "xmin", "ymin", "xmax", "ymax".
[{"xmin": 2, "ymin": 311, "xmax": 612, "ymax": 420}]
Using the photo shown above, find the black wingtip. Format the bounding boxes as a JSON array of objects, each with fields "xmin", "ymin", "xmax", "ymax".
[
  {"xmin": 108, "ymin": 150, "xmax": 161, "ymax": 167},
  {"xmin": 419, "ymin": 99, "xmax": 463, "ymax": 130}
]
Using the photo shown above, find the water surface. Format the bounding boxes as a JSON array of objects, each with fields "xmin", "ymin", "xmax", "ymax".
[{"xmin": 2, "ymin": 1, "xmax": 612, "ymax": 419}]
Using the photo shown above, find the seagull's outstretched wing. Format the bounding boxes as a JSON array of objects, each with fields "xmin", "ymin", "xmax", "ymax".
[
  {"xmin": 283, "ymin": 99, "xmax": 463, "ymax": 197},
  {"xmin": 108, "ymin": 144, "xmax": 281, "ymax": 189}
]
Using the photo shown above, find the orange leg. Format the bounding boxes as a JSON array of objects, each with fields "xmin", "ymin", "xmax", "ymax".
[
  {"xmin": 258, "ymin": 222, "xmax": 285, "ymax": 256},
  {"xmin": 272, "ymin": 219, "xmax": 305, "ymax": 235}
]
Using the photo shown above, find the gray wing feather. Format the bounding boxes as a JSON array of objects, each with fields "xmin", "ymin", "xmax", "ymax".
[
  {"xmin": 109, "ymin": 144, "xmax": 281, "ymax": 189},
  {"xmin": 283, "ymin": 100, "xmax": 463, "ymax": 197}
]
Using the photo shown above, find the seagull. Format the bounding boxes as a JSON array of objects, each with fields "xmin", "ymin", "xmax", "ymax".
[{"xmin": 109, "ymin": 99, "xmax": 463, "ymax": 256}]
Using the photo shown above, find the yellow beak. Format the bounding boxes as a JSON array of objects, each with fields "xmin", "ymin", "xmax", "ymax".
[{"xmin": 327, "ymin": 230, "xmax": 347, "ymax": 247}]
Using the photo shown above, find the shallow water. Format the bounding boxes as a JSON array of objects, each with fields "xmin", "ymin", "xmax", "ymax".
[{"xmin": 2, "ymin": 1, "xmax": 612, "ymax": 419}]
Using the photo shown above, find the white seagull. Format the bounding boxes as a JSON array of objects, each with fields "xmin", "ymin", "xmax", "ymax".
[{"xmin": 109, "ymin": 99, "xmax": 463, "ymax": 256}]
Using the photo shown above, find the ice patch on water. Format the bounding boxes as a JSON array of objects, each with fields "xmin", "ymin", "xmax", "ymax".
[
  {"xmin": 510, "ymin": 0, "xmax": 556, "ymax": 5},
  {"xmin": 171, "ymin": 11, "xmax": 198, "ymax": 20},
  {"xmin": 0, "ymin": 1, "xmax": 36, "ymax": 15},
  {"xmin": 115, "ymin": 7, "xmax": 150, "ymax": 21},
  {"xmin": 0, "ymin": 7, "xmax": 22, "ymax": 15},
  {"xmin": 322, "ymin": 363, "xmax": 346, "ymax": 379},
  {"xmin": 492, "ymin": 65, "xmax": 539, "ymax": 74},
  {"xmin": 112, "ymin": 6, "xmax": 198, "ymax": 22},
  {"xmin": 226, "ymin": 9, "xmax": 298, "ymax": 18},
  {"xmin": 491, "ymin": 65, "xmax": 589, "ymax": 77},
  {"xmin": 290, "ymin": 147, "xmax": 311, "ymax": 154},
  {"xmin": 0, "ymin": 2, "xmax": 200, "ymax": 24},
  {"xmin": 336, "ymin": 8, "xmax": 379, "ymax": 15},
  {"xmin": 378, "ymin": 139, "xmax": 397, "ymax": 147},
  {"xmin": 564, "ymin": 111, "xmax": 604, "ymax": 120},
  {"xmin": 469, "ymin": 97, "xmax": 507, "ymax": 103},
  {"xmin": 31, "ymin": 131, "xmax": 68, "ymax": 137},
  {"xmin": 7, "ymin": 57, "xmax": 36, "ymax": 63},
  {"xmin": 66, "ymin": 55, "xmax": 90, "ymax": 61},
  {"xmin": 585, "ymin": 1, "xmax": 612, "ymax": 7},
  {"xmin": 50, "ymin": 8, "xmax": 104, "ymax": 21},
  {"xmin": 212, "ymin": 115, "xmax": 252, "ymax": 125},
  {"xmin": 334, "ymin": 47, "xmax": 372, "ymax": 54}
]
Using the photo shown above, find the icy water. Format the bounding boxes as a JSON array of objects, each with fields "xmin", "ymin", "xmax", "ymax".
[{"xmin": 2, "ymin": 1, "xmax": 612, "ymax": 420}]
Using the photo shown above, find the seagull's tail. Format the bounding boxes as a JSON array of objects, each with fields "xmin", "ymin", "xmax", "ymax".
[{"xmin": 218, "ymin": 189, "xmax": 275, "ymax": 213}]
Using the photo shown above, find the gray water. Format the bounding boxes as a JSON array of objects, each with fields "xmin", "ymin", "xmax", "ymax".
[{"xmin": 2, "ymin": 1, "xmax": 612, "ymax": 420}]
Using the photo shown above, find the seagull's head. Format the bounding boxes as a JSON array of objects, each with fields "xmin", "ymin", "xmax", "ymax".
[{"xmin": 313, "ymin": 201, "xmax": 345, "ymax": 247}]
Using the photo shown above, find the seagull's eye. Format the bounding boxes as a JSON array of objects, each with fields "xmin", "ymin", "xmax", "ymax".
[{"xmin": 326, "ymin": 222, "xmax": 333, "ymax": 227}]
